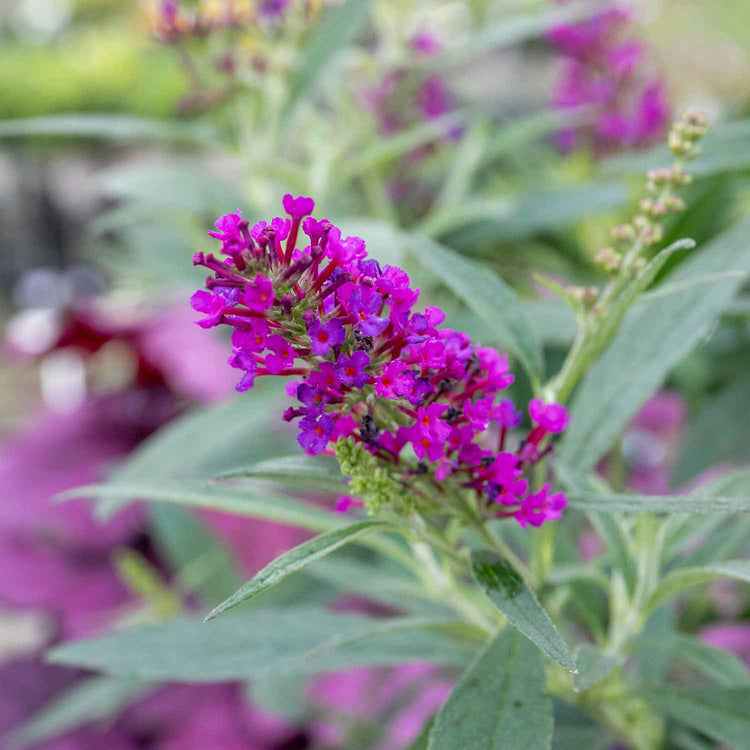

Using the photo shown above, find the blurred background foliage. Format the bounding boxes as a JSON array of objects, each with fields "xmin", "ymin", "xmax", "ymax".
[{"xmin": 2, "ymin": 2, "xmax": 750, "ymax": 747}]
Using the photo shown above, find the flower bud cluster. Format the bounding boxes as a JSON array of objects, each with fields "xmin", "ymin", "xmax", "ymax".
[
  {"xmin": 595, "ymin": 110, "xmax": 708, "ymax": 275},
  {"xmin": 191, "ymin": 196, "xmax": 569, "ymax": 528},
  {"xmin": 668, "ymin": 110, "xmax": 709, "ymax": 159}
]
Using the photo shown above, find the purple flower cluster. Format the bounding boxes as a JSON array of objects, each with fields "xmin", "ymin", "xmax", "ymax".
[
  {"xmin": 153, "ymin": 0, "xmax": 290, "ymax": 43},
  {"xmin": 548, "ymin": 3, "xmax": 669, "ymax": 152},
  {"xmin": 192, "ymin": 196, "xmax": 569, "ymax": 528},
  {"xmin": 360, "ymin": 30, "xmax": 456, "ymax": 143}
]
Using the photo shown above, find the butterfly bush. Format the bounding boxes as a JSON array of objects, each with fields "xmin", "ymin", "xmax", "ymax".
[
  {"xmin": 549, "ymin": 2, "xmax": 669, "ymax": 151},
  {"xmin": 152, "ymin": 0, "xmax": 290, "ymax": 43},
  {"xmin": 191, "ymin": 197, "xmax": 569, "ymax": 528}
]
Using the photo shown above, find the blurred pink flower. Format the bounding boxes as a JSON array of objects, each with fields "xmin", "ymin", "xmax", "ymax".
[
  {"xmin": 699, "ymin": 623, "xmax": 750, "ymax": 666},
  {"xmin": 548, "ymin": 2, "xmax": 669, "ymax": 152},
  {"xmin": 312, "ymin": 664, "xmax": 452, "ymax": 749}
]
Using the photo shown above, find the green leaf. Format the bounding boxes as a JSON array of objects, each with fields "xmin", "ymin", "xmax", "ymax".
[
  {"xmin": 285, "ymin": 0, "xmax": 369, "ymax": 115},
  {"xmin": 305, "ymin": 552, "xmax": 453, "ymax": 616},
  {"xmin": 646, "ymin": 560, "xmax": 750, "ymax": 614},
  {"xmin": 338, "ymin": 111, "xmax": 468, "ymax": 184},
  {"xmin": 572, "ymin": 644, "xmax": 623, "ymax": 692},
  {"xmin": 428, "ymin": 628, "xmax": 553, "ymax": 750},
  {"xmin": 639, "ymin": 685, "xmax": 750, "ymax": 749},
  {"xmin": 407, "ymin": 718, "xmax": 434, "ymax": 750},
  {"xmin": 664, "ymin": 470, "xmax": 750, "ymax": 546},
  {"xmin": 525, "ymin": 301, "xmax": 577, "ymax": 346},
  {"xmin": 577, "ymin": 239, "xmax": 696, "ymax": 379},
  {"xmin": 204, "ymin": 520, "xmax": 392, "ymax": 620},
  {"xmin": 10, "ymin": 677, "xmax": 150, "ymax": 748},
  {"xmin": 552, "ymin": 726, "xmax": 611, "ymax": 750},
  {"xmin": 0, "ymin": 114, "xmax": 218, "ymax": 143},
  {"xmin": 441, "ymin": 182, "xmax": 628, "ymax": 246},
  {"xmin": 565, "ymin": 491, "xmax": 750, "ymax": 514},
  {"xmin": 433, "ymin": 116, "xmax": 491, "ymax": 209},
  {"xmin": 249, "ymin": 676, "xmax": 307, "ymax": 722},
  {"xmin": 48, "ymin": 610, "xmax": 478, "ymax": 681},
  {"xmin": 672, "ymin": 373, "xmax": 750, "ymax": 484},
  {"xmin": 149, "ymin": 504, "xmax": 241, "ymax": 605},
  {"xmin": 587, "ymin": 511, "xmax": 636, "ymax": 593},
  {"xmin": 676, "ymin": 516, "xmax": 750, "ymax": 569},
  {"xmin": 98, "ymin": 380, "xmax": 290, "ymax": 516},
  {"xmin": 553, "ymin": 703, "xmax": 611, "ymax": 750},
  {"xmin": 630, "ymin": 634, "xmax": 750, "ymax": 687},
  {"xmin": 99, "ymin": 164, "xmax": 250, "ymax": 215},
  {"xmin": 560, "ymin": 219, "xmax": 750, "ymax": 472},
  {"xmin": 605, "ymin": 119, "xmax": 750, "ymax": 178},
  {"xmin": 486, "ymin": 109, "xmax": 588, "ymax": 162},
  {"xmin": 216, "ymin": 454, "xmax": 347, "ymax": 494},
  {"xmin": 670, "ymin": 730, "xmax": 716, "ymax": 750},
  {"xmin": 471, "ymin": 550, "xmax": 575, "ymax": 671},
  {"xmin": 636, "ymin": 606, "xmax": 675, "ymax": 684},
  {"xmin": 60, "ymin": 479, "xmax": 342, "ymax": 533},
  {"xmin": 114, "ymin": 384, "xmax": 288, "ymax": 481}
]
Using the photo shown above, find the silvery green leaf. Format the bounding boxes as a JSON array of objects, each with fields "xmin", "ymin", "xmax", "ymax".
[
  {"xmin": 572, "ymin": 644, "xmax": 623, "ymax": 692},
  {"xmin": 560, "ymin": 219, "xmax": 750, "ymax": 472},
  {"xmin": 471, "ymin": 550, "xmax": 575, "ymax": 671},
  {"xmin": 204, "ymin": 520, "xmax": 392, "ymax": 620},
  {"xmin": 48, "ymin": 610, "xmax": 478, "ymax": 681},
  {"xmin": 639, "ymin": 685, "xmax": 750, "ymax": 749},
  {"xmin": 428, "ymin": 628, "xmax": 553, "ymax": 750}
]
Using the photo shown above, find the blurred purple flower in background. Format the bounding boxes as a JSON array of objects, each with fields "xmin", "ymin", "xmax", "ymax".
[
  {"xmin": 0, "ymin": 298, "xmax": 456, "ymax": 748},
  {"xmin": 0, "ymin": 304, "xmax": 320, "ymax": 748},
  {"xmin": 700, "ymin": 623, "xmax": 750, "ymax": 666},
  {"xmin": 621, "ymin": 391, "xmax": 685, "ymax": 494},
  {"xmin": 548, "ymin": 2, "xmax": 669, "ymax": 152}
]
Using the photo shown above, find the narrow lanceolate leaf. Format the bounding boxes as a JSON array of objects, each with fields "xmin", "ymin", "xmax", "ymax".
[
  {"xmin": 672, "ymin": 373, "xmax": 750, "ymax": 485},
  {"xmin": 149, "ymin": 505, "xmax": 241, "ymax": 604},
  {"xmin": 285, "ymin": 0, "xmax": 369, "ymax": 115},
  {"xmin": 428, "ymin": 628, "xmax": 553, "ymax": 750},
  {"xmin": 630, "ymin": 634, "xmax": 750, "ymax": 688},
  {"xmin": 572, "ymin": 644, "xmax": 623, "ymax": 692},
  {"xmin": 560, "ymin": 219, "xmax": 750, "ymax": 472},
  {"xmin": 48, "ymin": 609, "xmax": 476, "ymax": 681},
  {"xmin": 58, "ymin": 479, "xmax": 343, "ymax": 533},
  {"xmin": 565, "ymin": 491, "xmax": 750, "ymax": 514},
  {"xmin": 604, "ymin": 118, "xmax": 750, "ymax": 178},
  {"xmin": 406, "ymin": 233, "xmax": 544, "ymax": 381},
  {"xmin": 0, "ymin": 114, "xmax": 218, "ymax": 143},
  {"xmin": 581, "ymin": 238, "xmax": 696, "ymax": 370},
  {"xmin": 442, "ymin": 182, "xmax": 627, "ymax": 247},
  {"xmin": 646, "ymin": 560, "xmax": 750, "ymax": 614},
  {"xmin": 664, "ymin": 469, "xmax": 750, "ymax": 556},
  {"xmin": 10, "ymin": 677, "xmax": 150, "ymax": 748},
  {"xmin": 471, "ymin": 550, "xmax": 575, "ymax": 671},
  {"xmin": 204, "ymin": 520, "xmax": 392, "ymax": 620},
  {"xmin": 97, "ymin": 380, "xmax": 290, "ymax": 517},
  {"xmin": 216, "ymin": 455, "xmax": 347, "ymax": 494},
  {"xmin": 639, "ymin": 685, "xmax": 750, "ymax": 749},
  {"xmin": 407, "ymin": 719, "xmax": 434, "ymax": 750}
]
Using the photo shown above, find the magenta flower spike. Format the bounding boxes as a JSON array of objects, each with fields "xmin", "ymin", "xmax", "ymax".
[
  {"xmin": 548, "ymin": 2, "xmax": 669, "ymax": 152},
  {"xmin": 192, "ymin": 196, "xmax": 569, "ymax": 527}
]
